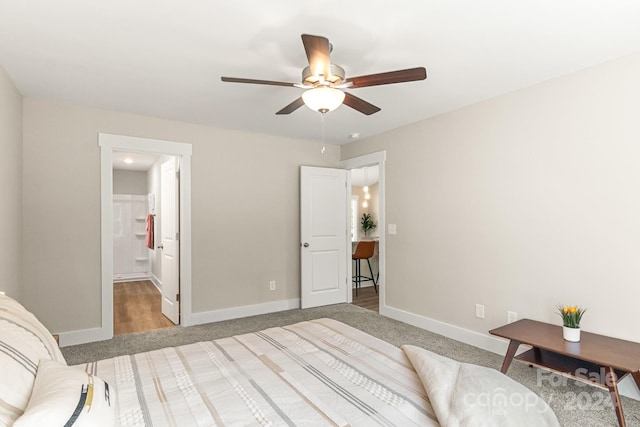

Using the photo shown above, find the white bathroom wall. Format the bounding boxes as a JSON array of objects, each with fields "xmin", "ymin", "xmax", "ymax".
[{"xmin": 113, "ymin": 194, "xmax": 150, "ymax": 281}]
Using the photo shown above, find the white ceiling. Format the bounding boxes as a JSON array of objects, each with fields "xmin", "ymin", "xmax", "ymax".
[
  {"xmin": 112, "ymin": 151, "xmax": 160, "ymax": 171},
  {"xmin": 1, "ymin": 1, "xmax": 639, "ymax": 145}
]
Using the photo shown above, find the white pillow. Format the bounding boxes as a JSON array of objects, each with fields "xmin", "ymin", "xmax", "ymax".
[
  {"xmin": 13, "ymin": 360, "xmax": 115, "ymax": 427},
  {"xmin": 0, "ymin": 294, "xmax": 66, "ymax": 426},
  {"xmin": 402, "ymin": 345, "xmax": 560, "ymax": 427}
]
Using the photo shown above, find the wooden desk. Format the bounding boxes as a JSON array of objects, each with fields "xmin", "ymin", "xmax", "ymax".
[{"xmin": 490, "ymin": 319, "xmax": 640, "ymax": 427}]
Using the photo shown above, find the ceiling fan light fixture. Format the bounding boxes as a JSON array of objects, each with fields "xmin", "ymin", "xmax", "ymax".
[{"xmin": 302, "ymin": 87, "xmax": 345, "ymax": 113}]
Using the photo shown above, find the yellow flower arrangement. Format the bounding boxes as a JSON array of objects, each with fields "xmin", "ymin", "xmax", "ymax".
[{"xmin": 557, "ymin": 305, "xmax": 586, "ymax": 329}]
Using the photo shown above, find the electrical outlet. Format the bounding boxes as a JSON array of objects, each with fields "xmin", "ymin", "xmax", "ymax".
[
  {"xmin": 475, "ymin": 304, "xmax": 485, "ymax": 319},
  {"xmin": 269, "ymin": 280, "xmax": 276, "ymax": 291},
  {"xmin": 507, "ymin": 311, "xmax": 518, "ymax": 324}
]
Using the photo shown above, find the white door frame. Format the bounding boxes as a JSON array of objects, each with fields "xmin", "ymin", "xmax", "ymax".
[
  {"xmin": 99, "ymin": 133, "xmax": 193, "ymax": 341},
  {"xmin": 340, "ymin": 151, "xmax": 386, "ymax": 311}
]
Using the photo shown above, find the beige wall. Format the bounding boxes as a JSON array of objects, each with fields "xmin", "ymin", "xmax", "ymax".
[
  {"xmin": 22, "ymin": 99, "xmax": 340, "ymax": 332},
  {"xmin": 0, "ymin": 66, "xmax": 23, "ymax": 299},
  {"xmin": 342, "ymin": 53, "xmax": 640, "ymax": 342},
  {"xmin": 13, "ymin": 52, "xmax": 640, "ymax": 343},
  {"xmin": 113, "ymin": 169, "xmax": 148, "ymax": 195}
]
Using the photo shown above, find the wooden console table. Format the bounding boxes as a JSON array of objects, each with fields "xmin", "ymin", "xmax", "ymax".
[{"xmin": 490, "ymin": 319, "xmax": 640, "ymax": 427}]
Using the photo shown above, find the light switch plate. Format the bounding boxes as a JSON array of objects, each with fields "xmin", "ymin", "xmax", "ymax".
[{"xmin": 388, "ymin": 224, "xmax": 397, "ymax": 235}]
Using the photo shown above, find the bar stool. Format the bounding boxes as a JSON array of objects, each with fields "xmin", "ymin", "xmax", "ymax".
[{"xmin": 352, "ymin": 240, "xmax": 377, "ymax": 296}]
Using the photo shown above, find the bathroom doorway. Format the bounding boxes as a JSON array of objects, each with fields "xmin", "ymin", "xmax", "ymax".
[
  {"xmin": 100, "ymin": 133, "xmax": 193, "ymax": 341},
  {"xmin": 112, "ymin": 151, "xmax": 178, "ymax": 335}
]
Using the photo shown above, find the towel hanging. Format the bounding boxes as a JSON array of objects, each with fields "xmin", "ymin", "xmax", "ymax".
[{"xmin": 145, "ymin": 214, "xmax": 154, "ymax": 250}]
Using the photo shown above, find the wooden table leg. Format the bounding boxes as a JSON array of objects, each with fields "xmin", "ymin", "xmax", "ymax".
[
  {"xmin": 605, "ymin": 366, "xmax": 626, "ymax": 427},
  {"xmin": 500, "ymin": 339, "xmax": 521, "ymax": 374},
  {"xmin": 631, "ymin": 371, "xmax": 640, "ymax": 390}
]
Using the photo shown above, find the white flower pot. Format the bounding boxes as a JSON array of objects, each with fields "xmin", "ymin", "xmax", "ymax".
[{"xmin": 563, "ymin": 326, "xmax": 580, "ymax": 342}]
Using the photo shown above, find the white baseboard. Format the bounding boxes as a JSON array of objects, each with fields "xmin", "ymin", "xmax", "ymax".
[
  {"xmin": 190, "ymin": 298, "xmax": 300, "ymax": 326},
  {"xmin": 58, "ymin": 298, "xmax": 300, "ymax": 347},
  {"xmin": 113, "ymin": 273, "xmax": 151, "ymax": 283},
  {"xmin": 619, "ymin": 378, "xmax": 640, "ymax": 401},
  {"xmin": 150, "ymin": 273, "xmax": 162, "ymax": 292},
  {"xmin": 58, "ymin": 327, "xmax": 112, "ymax": 347},
  {"xmin": 382, "ymin": 305, "xmax": 510, "ymax": 355},
  {"xmin": 381, "ymin": 304, "xmax": 640, "ymax": 401}
]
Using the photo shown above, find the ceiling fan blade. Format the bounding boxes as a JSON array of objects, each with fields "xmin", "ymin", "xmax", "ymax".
[
  {"xmin": 301, "ymin": 34, "xmax": 331, "ymax": 81},
  {"xmin": 343, "ymin": 92, "xmax": 381, "ymax": 115},
  {"xmin": 345, "ymin": 67, "xmax": 427, "ymax": 88},
  {"xmin": 276, "ymin": 97, "xmax": 305, "ymax": 115},
  {"xmin": 221, "ymin": 77, "xmax": 297, "ymax": 87}
]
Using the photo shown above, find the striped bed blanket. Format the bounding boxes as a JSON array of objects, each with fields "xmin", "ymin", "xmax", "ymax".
[{"xmin": 78, "ymin": 318, "xmax": 440, "ymax": 426}]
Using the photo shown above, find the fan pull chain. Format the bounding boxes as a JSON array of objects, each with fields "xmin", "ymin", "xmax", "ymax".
[{"xmin": 320, "ymin": 112, "xmax": 326, "ymax": 154}]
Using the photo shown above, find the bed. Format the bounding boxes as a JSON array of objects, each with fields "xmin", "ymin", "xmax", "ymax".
[{"xmin": 1, "ymin": 294, "xmax": 560, "ymax": 426}]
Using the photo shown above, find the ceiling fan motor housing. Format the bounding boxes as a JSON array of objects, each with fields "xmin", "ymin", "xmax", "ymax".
[{"xmin": 302, "ymin": 64, "xmax": 345, "ymax": 86}]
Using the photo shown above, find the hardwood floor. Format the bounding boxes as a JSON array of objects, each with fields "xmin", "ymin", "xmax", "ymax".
[
  {"xmin": 114, "ymin": 280, "xmax": 175, "ymax": 335},
  {"xmin": 113, "ymin": 280, "xmax": 376, "ymax": 335},
  {"xmin": 352, "ymin": 285, "xmax": 379, "ymax": 312}
]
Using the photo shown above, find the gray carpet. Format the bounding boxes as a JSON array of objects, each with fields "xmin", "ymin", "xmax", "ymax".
[{"xmin": 62, "ymin": 304, "xmax": 639, "ymax": 427}]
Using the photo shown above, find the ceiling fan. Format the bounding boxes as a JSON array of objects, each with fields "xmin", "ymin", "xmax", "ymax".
[{"xmin": 221, "ymin": 34, "xmax": 427, "ymax": 116}]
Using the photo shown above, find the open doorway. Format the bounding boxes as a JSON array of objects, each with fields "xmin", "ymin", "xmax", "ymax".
[
  {"xmin": 99, "ymin": 133, "xmax": 193, "ymax": 343},
  {"xmin": 112, "ymin": 151, "xmax": 178, "ymax": 335},
  {"xmin": 299, "ymin": 152, "xmax": 385, "ymax": 311},
  {"xmin": 350, "ymin": 165, "xmax": 380, "ymax": 312},
  {"xmin": 341, "ymin": 151, "xmax": 386, "ymax": 314}
]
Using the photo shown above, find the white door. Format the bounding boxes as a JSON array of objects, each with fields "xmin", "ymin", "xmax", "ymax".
[
  {"xmin": 160, "ymin": 158, "xmax": 180, "ymax": 323},
  {"xmin": 300, "ymin": 166, "xmax": 348, "ymax": 308}
]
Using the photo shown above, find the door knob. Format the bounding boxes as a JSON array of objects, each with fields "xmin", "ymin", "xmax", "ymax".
[
  {"xmin": 157, "ymin": 244, "xmax": 164, "ymax": 250},
  {"xmin": 303, "ymin": 242, "xmax": 309, "ymax": 247}
]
